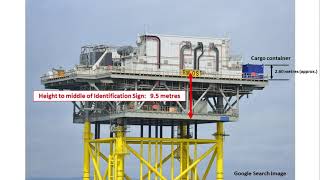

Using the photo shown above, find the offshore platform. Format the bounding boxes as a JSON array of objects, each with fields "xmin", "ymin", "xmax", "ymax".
[{"xmin": 41, "ymin": 34, "xmax": 268, "ymax": 180}]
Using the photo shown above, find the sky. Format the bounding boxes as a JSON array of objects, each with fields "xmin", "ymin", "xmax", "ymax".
[{"xmin": 26, "ymin": 0, "xmax": 294, "ymax": 179}]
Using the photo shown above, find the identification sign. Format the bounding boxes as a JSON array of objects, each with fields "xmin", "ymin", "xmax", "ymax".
[{"xmin": 181, "ymin": 69, "xmax": 201, "ymax": 77}]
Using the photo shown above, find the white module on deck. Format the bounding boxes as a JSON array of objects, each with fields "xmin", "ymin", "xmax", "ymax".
[
  {"xmin": 122, "ymin": 34, "xmax": 242, "ymax": 78},
  {"xmin": 44, "ymin": 34, "xmax": 244, "ymax": 79}
]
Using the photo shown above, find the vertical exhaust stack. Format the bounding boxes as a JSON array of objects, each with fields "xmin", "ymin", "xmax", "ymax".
[
  {"xmin": 209, "ymin": 43, "xmax": 220, "ymax": 72},
  {"xmin": 193, "ymin": 42, "xmax": 204, "ymax": 70},
  {"xmin": 179, "ymin": 41, "xmax": 192, "ymax": 70},
  {"xmin": 144, "ymin": 35, "xmax": 161, "ymax": 69}
]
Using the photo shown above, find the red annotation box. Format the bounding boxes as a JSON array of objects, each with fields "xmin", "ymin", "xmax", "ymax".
[{"xmin": 33, "ymin": 91, "xmax": 186, "ymax": 102}]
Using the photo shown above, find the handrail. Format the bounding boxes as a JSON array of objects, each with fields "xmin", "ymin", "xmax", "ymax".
[{"xmin": 73, "ymin": 104, "xmax": 239, "ymax": 117}]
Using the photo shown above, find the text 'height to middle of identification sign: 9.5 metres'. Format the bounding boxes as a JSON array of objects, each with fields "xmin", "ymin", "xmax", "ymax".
[{"xmin": 33, "ymin": 91, "xmax": 186, "ymax": 102}]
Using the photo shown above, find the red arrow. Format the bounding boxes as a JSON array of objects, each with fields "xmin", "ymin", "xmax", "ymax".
[{"xmin": 188, "ymin": 72, "xmax": 193, "ymax": 118}]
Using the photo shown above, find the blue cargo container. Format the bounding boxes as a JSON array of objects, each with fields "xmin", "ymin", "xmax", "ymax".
[
  {"xmin": 242, "ymin": 64, "xmax": 264, "ymax": 79},
  {"xmin": 220, "ymin": 116, "xmax": 230, "ymax": 122},
  {"xmin": 242, "ymin": 64, "xmax": 264, "ymax": 73}
]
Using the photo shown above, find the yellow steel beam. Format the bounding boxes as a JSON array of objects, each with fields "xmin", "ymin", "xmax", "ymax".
[
  {"xmin": 125, "ymin": 137, "xmax": 216, "ymax": 144},
  {"xmin": 202, "ymin": 147, "xmax": 217, "ymax": 179},
  {"xmin": 180, "ymin": 143, "xmax": 183, "ymax": 175},
  {"xmin": 176, "ymin": 154, "xmax": 201, "ymax": 179},
  {"xmin": 103, "ymin": 161, "xmax": 109, "ymax": 180},
  {"xmin": 186, "ymin": 142, "xmax": 190, "ymax": 180},
  {"xmin": 160, "ymin": 141, "xmax": 163, "ymax": 176},
  {"xmin": 188, "ymin": 156, "xmax": 200, "ymax": 180},
  {"xmin": 142, "ymin": 148, "xmax": 178, "ymax": 179},
  {"xmin": 110, "ymin": 140, "xmax": 114, "ymax": 179},
  {"xmin": 171, "ymin": 143, "xmax": 174, "ymax": 180},
  {"xmin": 94, "ymin": 142, "xmax": 100, "ymax": 180},
  {"xmin": 140, "ymin": 141, "xmax": 143, "ymax": 180},
  {"xmin": 115, "ymin": 126, "xmax": 126, "ymax": 180},
  {"xmin": 126, "ymin": 144, "xmax": 167, "ymax": 180},
  {"xmin": 127, "ymin": 141, "xmax": 215, "ymax": 145},
  {"xmin": 107, "ymin": 155, "xmax": 113, "ymax": 180},
  {"xmin": 89, "ymin": 144, "xmax": 108, "ymax": 162},
  {"xmin": 88, "ymin": 147, "xmax": 103, "ymax": 180},
  {"xmin": 187, "ymin": 143, "xmax": 190, "ymax": 180},
  {"xmin": 180, "ymin": 125, "xmax": 188, "ymax": 180},
  {"xmin": 216, "ymin": 123, "xmax": 224, "ymax": 180},
  {"xmin": 174, "ymin": 145, "xmax": 216, "ymax": 180},
  {"xmin": 114, "ymin": 153, "xmax": 118, "ymax": 180},
  {"xmin": 89, "ymin": 144, "xmax": 109, "ymax": 180},
  {"xmin": 89, "ymin": 144, "xmax": 132, "ymax": 180},
  {"xmin": 194, "ymin": 143, "xmax": 198, "ymax": 180},
  {"xmin": 89, "ymin": 138, "xmax": 116, "ymax": 143},
  {"xmin": 148, "ymin": 141, "xmax": 151, "ymax": 179},
  {"xmin": 155, "ymin": 141, "xmax": 159, "ymax": 180},
  {"xmin": 83, "ymin": 120, "xmax": 91, "ymax": 180},
  {"xmin": 89, "ymin": 137, "xmax": 216, "ymax": 145}
]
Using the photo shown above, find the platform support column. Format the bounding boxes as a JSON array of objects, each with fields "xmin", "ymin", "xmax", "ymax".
[
  {"xmin": 94, "ymin": 122, "xmax": 100, "ymax": 180},
  {"xmin": 115, "ymin": 125, "xmax": 126, "ymax": 180},
  {"xmin": 216, "ymin": 122, "xmax": 224, "ymax": 180},
  {"xmin": 178, "ymin": 125, "xmax": 189, "ymax": 180},
  {"xmin": 83, "ymin": 120, "xmax": 91, "ymax": 180}
]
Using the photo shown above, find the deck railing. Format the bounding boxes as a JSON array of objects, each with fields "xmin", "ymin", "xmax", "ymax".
[{"xmin": 41, "ymin": 66, "xmax": 268, "ymax": 82}]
